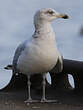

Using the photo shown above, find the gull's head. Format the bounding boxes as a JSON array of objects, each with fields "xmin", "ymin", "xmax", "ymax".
[{"xmin": 34, "ymin": 8, "xmax": 69, "ymax": 23}]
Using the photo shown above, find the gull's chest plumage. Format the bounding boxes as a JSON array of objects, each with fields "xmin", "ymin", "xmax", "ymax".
[
  {"xmin": 32, "ymin": 39, "xmax": 57, "ymax": 63},
  {"xmin": 17, "ymin": 36, "xmax": 58, "ymax": 74},
  {"xmin": 17, "ymin": 23, "xmax": 59, "ymax": 74}
]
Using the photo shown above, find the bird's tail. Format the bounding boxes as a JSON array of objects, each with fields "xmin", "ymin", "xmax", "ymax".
[{"xmin": 4, "ymin": 65, "xmax": 13, "ymax": 70}]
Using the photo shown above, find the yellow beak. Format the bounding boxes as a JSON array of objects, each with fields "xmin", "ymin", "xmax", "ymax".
[{"xmin": 56, "ymin": 12, "xmax": 69, "ymax": 19}]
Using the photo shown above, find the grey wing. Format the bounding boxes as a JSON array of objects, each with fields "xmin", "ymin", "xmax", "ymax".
[
  {"xmin": 13, "ymin": 42, "xmax": 26, "ymax": 74},
  {"xmin": 54, "ymin": 52, "xmax": 63, "ymax": 73}
]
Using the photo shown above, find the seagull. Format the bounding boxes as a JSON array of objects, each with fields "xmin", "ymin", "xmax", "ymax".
[{"xmin": 4, "ymin": 8, "xmax": 69, "ymax": 103}]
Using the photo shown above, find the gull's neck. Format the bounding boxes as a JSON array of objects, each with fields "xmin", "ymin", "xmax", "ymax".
[
  {"xmin": 34, "ymin": 20, "xmax": 54, "ymax": 35},
  {"xmin": 33, "ymin": 19, "xmax": 56, "ymax": 47}
]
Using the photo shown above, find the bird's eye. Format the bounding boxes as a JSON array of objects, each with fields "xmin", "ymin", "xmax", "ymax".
[
  {"xmin": 45, "ymin": 10, "xmax": 54, "ymax": 15},
  {"xmin": 48, "ymin": 11, "xmax": 54, "ymax": 14}
]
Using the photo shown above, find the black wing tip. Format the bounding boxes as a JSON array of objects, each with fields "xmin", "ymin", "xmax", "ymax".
[{"xmin": 4, "ymin": 65, "xmax": 13, "ymax": 70}]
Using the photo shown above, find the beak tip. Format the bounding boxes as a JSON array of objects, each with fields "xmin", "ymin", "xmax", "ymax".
[{"xmin": 62, "ymin": 14, "xmax": 69, "ymax": 19}]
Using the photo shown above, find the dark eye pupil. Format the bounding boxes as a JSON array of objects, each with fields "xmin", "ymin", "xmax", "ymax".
[
  {"xmin": 49, "ymin": 11, "xmax": 54, "ymax": 14},
  {"xmin": 45, "ymin": 10, "xmax": 54, "ymax": 15}
]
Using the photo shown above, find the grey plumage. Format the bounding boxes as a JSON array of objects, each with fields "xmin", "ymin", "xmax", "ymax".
[
  {"xmin": 54, "ymin": 55, "xmax": 63, "ymax": 73},
  {"xmin": 12, "ymin": 41, "xmax": 26, "ymax": 74}
]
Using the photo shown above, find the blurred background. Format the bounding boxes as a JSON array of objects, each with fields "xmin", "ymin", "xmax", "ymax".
[{"xmin": 0, "ymin": 0, "xmax": 83, "ymax": 89}]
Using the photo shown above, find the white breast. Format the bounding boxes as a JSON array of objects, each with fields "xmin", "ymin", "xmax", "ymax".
[
  {"xmin": 17, "ymin": 38, "xmax": 58, "ymax": 75},
  {"xmin": 17, "ymin": 22, "xmax": 59, "ymax": 75}
]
